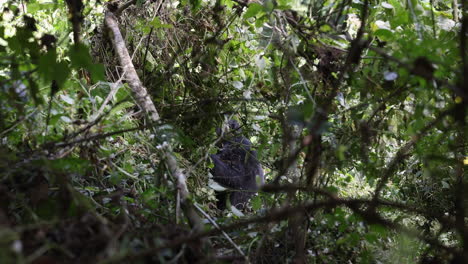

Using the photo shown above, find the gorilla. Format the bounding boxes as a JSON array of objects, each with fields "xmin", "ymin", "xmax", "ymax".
[{"xmin": 210, "ymin": 120, "xmax": 264, "ymax": 210}]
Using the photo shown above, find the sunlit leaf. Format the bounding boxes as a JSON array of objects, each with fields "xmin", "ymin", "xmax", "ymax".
[{"xmin": 244, "ymin": 3, "xmax": 263, "ymax": 19}]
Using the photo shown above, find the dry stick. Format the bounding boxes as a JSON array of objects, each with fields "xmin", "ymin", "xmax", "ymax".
[
  {"xmin": 67, "ymin": 22, "xmax": 146, "ymax": 140},
  {"xmin": 193, "ymin": 203, "xmax": 246, "ymax": 258},
  {"xmin": 142, "ymin": 26, "xmax": 154, "ymax": 83},
  {"xmin": 54, "ymin": 126, "xmax": 142, "ymax": 148},
  {"xmin": 92, "ymin": 82, "xmax": 122, "ymax": 121},
  {"xmin": 115, "ymin": 0, "xmax": 137, "ymax": 16},
  {"xmin": 453, "ymin": 0, "xmax": 459, "ymax": 22},
  {"xmin": 0, "ymin": 109, "xmax": 38, "ymax": 137},
  {"xmin": 104, "ymin": 11, "xmax": 207, "ymax": 239},
  {"xmin": 104, "ymin": 12, "xmax": 159, "ymax": 121}
]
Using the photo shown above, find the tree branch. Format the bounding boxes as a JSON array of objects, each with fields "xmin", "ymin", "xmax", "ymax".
[{"xmin": 104, "ymin": 10, "xmax": 208, "ymax": 247}]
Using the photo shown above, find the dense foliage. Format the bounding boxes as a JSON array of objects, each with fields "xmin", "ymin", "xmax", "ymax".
[{"xmin": 0, "ymin": 0, "xmax": 467, "ymax": 263}]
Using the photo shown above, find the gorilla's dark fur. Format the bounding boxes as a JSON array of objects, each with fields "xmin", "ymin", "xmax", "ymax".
[{"xmin": 210, "ymin": 120, "xmax": 264, "ymax": 210}]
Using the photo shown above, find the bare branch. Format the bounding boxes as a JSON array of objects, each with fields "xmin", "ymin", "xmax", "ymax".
[
  {"xmin": 104, "ymin": 10, "xmax": 208, "ymax": 244},
  {"xmin": 104, "ymin": 12, "xmax": 160, "ymax": 122}
]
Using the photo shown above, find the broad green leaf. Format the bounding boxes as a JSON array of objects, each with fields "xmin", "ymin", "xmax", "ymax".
[
  {"xmin": 38, "ymin": 50, "xmax": 70, "ymax": 88},
  {"xmin": 190, "ymin": 0, "xmax": 202, "ymax": 11},
  {"xmin": 69, "ymin": 44, "xmax": 104, "ymax": 82},
  {"xmin": 374, "ymin": 29, "xmax": 393, "ymax": 41},
  {"xmin": 150, "ymin": 17, "xmax": 173, "ymax": 29},
  {"xmin": 244, "ymin": 3, "xmax": 263, "ymax": 19},
  {"xmin": 251, "ymin": 196, "xmax": 262, "ymax": 211},
  {"xmin": 109, "ymin": 101, "xmax": 135, "ymax": 116}
]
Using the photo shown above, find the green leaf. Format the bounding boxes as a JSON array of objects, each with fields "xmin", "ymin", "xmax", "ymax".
[
  {"xmin": 320, "ymin": 24, "xmax": 332, "ymax": 32},
  {"xmin": 251, "ymin": 196, "xmax": 262, "ymax": 210},
  {"xmin": 115, "ymin": 84, "xmax": 131, "ymax": 102},
  {"xmin": 110, "ymin": 101, "xmax": 135, "ymax": 116},
  {"xmin": 374, "ymin": 29, "xmax": 393, "ymax": 41},
  {"xmin": 277, "ymin": 0, "xmax": 291, "ymax": 6},
  {"xmin": 369, "ymin": 224, "xmax": 387, "ymax": 235},
  {"xmin": 49, "ymin": 158, "xmax": 90, "ymax": 174},
  {"xmin": 149, "ymin": 17, "xmax": 173, "ymax": 29},
  {"xmin": 255, "ymin": 15, "xmax": 267, "ymax": 28},
  {"xmin": 87, "ymin": 63, "xmax": 105, "ymax": 82},
  {"xmin": 276, "ymin": 5, "xmax": 291, "ymax": 10},
  {"xmin": 28, "ymin": 2, "xmax": 55, "ymax": 13},
  {"xmin": 392, "ymin": 12, "xmax": 409, "ymax": 27},
  {"xmin": 263, "ymin": 0, "xmax": 275, "ymax": 12},
  {"xmin": 69, "ymin": 44, "xmax": 93, "ymax": 69},
  {"xmin": 49, "ymin": 114, "xmax": 63, "ymax": 126},
  {"xmin": 68, "ymin": 44, "xmax": 104, "ymax": 82},
  {"xmin": 35, "ymin": 199, "xmax": 60, "ymax": 219},
  {"xmin": 38, "ymin": 49, "xmax": 70, "ymax": 88},
  {"xmin": 143, "ymin": 50, "xmax": 158, "ymax": 71},
  {"xmin": 336, "ymin": 145, "xmax": 347, "ymax": 161},
  {"xmin": 364, "ymin": 233, "xmax": 378, "ymax": 243},
  {"xmin": 190, "ymin": 0, "xmax": 202, "ymax": 11},
  {"xmin": 244, "ymin": 3, "xmax": 263, "ymax": 19},
  {"xmin": 337, "ymin": 232, "xmax": 360, "ymax": 245},
  {"xmin": 38, "ymin": 49, "xmax": 57, "ymax": 83},
  {"xmin": 54, "ymin": 61, "xmax": 71, "ymax": 88}
]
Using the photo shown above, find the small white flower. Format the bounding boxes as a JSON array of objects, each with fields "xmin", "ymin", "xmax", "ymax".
[
  {"xmin": 384, "ymin": 71, "xmax": 398, "ymax": 81},
  {"xmin": 375, "ymin": 20, "xmax": 391, "ymax": 30},
  {"xmin": 255, "ymin": 56, "xmax": 266, "ymax": 70},
  {"xmin": 381, "ymin": 2, "xmax": 393, "ymax": 9},
  {"xmin": 232, "ymin": 81, "xmax": 244, "ymax": 89},
  {"xmin": 11, "ymin": 240, "xmax": 22, "ymax": 253},
  {"xmin": 438, "ymin": 17, "xmax": 456, "ymax": 31},
  {"xmin": 243, "ymin": 90, "xmax": 252, "ymax": 99}
]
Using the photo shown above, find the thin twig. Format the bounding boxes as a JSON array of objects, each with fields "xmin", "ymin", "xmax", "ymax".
[
  {"xmin": 115, "ymin": 0, "xmax": 137, "ymax": 16},
  {"xmin": 0, "ymin": 109, "xmax": 38, "ymax": 137},
  {"xmin": 194, "ymin": 203, "xmax": 246, "ymax": 258}
]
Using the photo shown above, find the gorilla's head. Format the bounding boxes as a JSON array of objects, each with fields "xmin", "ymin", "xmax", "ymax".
[{"xmin": 216, "ymin": 119, "xmax": 242, "ymax": 136}]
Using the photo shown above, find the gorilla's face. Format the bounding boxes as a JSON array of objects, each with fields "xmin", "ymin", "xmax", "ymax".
[
  {"xmin": 227, "ymin": 119, "xmax": 240, "ymax": 130},
  {"xmin": 216, "ymin": 119, "xmax": 242, "ymax": 136}
]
